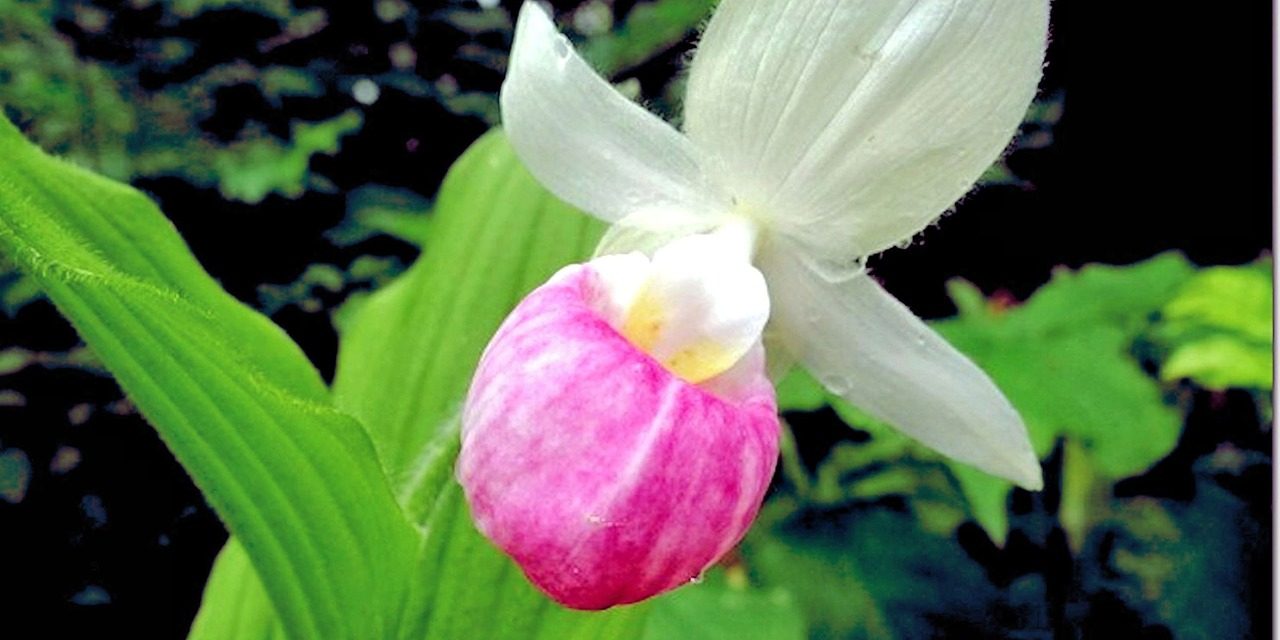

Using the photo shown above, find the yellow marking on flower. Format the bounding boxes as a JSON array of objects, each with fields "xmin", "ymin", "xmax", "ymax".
[
  {"xmin": 620, "ymin": 285, "xmax": 664, "ymax": 353},
  {"xmin": 621, "ymin": 284, "xmax": 737, "ymax": 384}
]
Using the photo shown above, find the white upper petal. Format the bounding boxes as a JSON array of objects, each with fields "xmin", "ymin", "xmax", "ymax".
[
  {"xmin": 758, "ymin": 240, "xmax": 1042, "ymax": 489},
  {"xmin": 500, "ymin": 3, "xmax": 728, "ymax": 226},
  {"xmin": 684, "ymin": 0, "xmax": 1049, "ymax": 259}
]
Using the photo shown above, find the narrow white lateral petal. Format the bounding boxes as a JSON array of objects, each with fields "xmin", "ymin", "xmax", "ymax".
[
  {"xmin": 758, "ymin": 242, "xmax": 1042, "ymax": 489},
  {"xmin": 685, "ymin": 0, "xmax": 1049, "ymax": 258},
  {"xmin": 501, "ymin": 3, "xmax": 726, "ymax": 224}
]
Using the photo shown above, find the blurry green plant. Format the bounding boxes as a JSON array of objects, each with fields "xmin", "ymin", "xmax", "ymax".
[
  {"xmin": 0, "ymin": 1, "xmax": 1271, "ymax": 639},
  {"xmin": 1150, "ymin": 263, "xmax": 1273, "ymax": 391},
  {"xmin": 0, "ymin": 0, "xmax": 358, "ymax": 202}
]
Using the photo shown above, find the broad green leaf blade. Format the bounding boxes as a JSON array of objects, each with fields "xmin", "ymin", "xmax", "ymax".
[
  {"xmin": 643, "ymin": 570, "xmax": 806, "ymax": 640},
  {"xmin": 1153, "ymin": 263, "xmax": 1274, "ymax": 390},
  {"xmin": 189, "ymin": 541, "xmax": 286, "ymax": 640},
  {"xmin": 994, "ymin": 252, "xmax": 1197, "ymax": 337},
  {"xmin": 0, "ymin": 116, "xmax": 417, "ymax": 640}
]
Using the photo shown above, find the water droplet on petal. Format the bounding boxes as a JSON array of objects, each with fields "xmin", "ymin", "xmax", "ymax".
[
  {"xmin": 826, "ymin": 375, "xmax": 852, "ymax": 396},
  {"xmin": 552, "ymin": 37, "xmax": 572, "ymax": 67}
]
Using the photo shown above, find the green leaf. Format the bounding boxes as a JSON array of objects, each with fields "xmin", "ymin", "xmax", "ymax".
[
  {"xmin": 0, "ymin": 447, "xmax": 31, "ymax": 504},
  {"xmin": 0, "ymin": 0, "xmax": 134, "ymax": 178},
  {"xmin": 743, "ymin": 505, "xmax": 999, "ymax": 640},
  {"xmin": 0, "ymin": 115, "xmax": 417, "ymax": 640},
  {"xmin": 644, "ymin": 570, "xmax": 806, "ymax": 640},
  {"xmin": 327, "ymin": 185, "xmax": 433, "ymax": 248},
  {"xmin": 993, "ymin": 252, "xmax": 1196, "ymax": 337},
  {"xmin": 1081, "ymin": 481, "xmax": 1258, "ymax": 639},
  {"xmin": 1162, "ymin": 264, "xmax": 1272, "ymax": 342},
  {"xmin": 188, "ymin": 541, "xmax": 285, "ymax": 640},
  {"xmin": 774, "ymin": 366, "xmax": 828, "ymax": 412},
  {"xmin": 941, "ymin": 323, "xmax": 1182, "ymax": 479},
  {"xmin": 1162, "ymin": 336, "xmax": 1272, "ymax": 390},
  {"xmin": 950, "ymin": 465, "xmax": 1011, "ymax": 546},
  {"xmin": 934, "ymin": 255, "xmax": 1197, "ymax": 520},
  {"xmin": 210, "ymin": 110, "xmax": 363, "ymax": 203},
  {"xmin": 1152, "ymin": 263, "xmax": 1274, "ymax": 390}
]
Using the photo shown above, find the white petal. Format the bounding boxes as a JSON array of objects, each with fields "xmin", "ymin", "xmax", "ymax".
[
  {"xmin": 758, "ymin": 240, "xmax": 1042, "ymax": 489},
  {"xmin": 500, "ymin": 3, "xmax": 727, "ymax": 225},
  {"xmin": 685, "ymin": 0, "xmax": 1049, "ymax": 258}
]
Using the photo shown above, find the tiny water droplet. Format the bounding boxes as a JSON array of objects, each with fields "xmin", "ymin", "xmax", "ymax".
[
  {"xmin": 826, "ymin": 375, "xmax": 852, "ymax": 395},
  {"xmin": 688, "ymin": 572, "xmax": 705, "ymax": 585},
  {"xmin": 552, "ymin": 37, "xmax": 572, "ymax": 63}
]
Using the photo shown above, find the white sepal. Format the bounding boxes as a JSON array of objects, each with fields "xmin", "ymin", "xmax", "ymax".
[
  {"xmin": 758, "ymin": 239, "xmax": 1043, "ymax": 489},
  {"xmin": 500, "ymin": 3, "xmax": 727, "ymax": 226},
  {"xmin": 684, "ymin": 0, "xmax": 1050, "ymax": 260}
]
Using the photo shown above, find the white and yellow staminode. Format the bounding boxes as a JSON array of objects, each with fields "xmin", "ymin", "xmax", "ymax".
[{"xmin": 591, "ymin": 218, "xmax": 768, "ymax": 384}]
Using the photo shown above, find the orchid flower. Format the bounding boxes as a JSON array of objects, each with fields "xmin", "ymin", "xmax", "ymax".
[{"xmin": 459, "ymin": 0, "xmax": 1050, "ymax": 610}]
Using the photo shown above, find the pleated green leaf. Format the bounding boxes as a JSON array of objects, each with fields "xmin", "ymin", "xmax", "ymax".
[
  {"xmin": 0, "ymin": 115, "xmax": 418, "ymax": 640},
  {"xmin": 188, "ymin": 541, "xmax": 285, "ymax": 640}
]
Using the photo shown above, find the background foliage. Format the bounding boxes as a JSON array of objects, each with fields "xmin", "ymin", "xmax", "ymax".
[{"xmin": 0, "ymin": 1, "xmax": 1271, "ymax": 638}]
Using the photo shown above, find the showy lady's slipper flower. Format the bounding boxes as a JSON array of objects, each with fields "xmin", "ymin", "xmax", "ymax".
[{"xmin": 460, "ymin": 0, "xmax": 1050, "ymax": 610}]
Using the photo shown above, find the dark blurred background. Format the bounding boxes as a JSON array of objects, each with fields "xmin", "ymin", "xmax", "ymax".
[{"xmin": 0, "ymin": 1, "xmax": 1271, "ymax": 638}]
